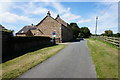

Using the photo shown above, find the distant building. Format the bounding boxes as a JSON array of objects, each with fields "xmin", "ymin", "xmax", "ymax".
[
  {"xmin": 16, "ymin": 11, "xmax": 73, "ymax": 42},
  {"xmin": 16, "ymin": 25, "xmax": 42, "ymax": 36}
]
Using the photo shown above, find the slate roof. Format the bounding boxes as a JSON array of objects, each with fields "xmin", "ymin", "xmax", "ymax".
[
  {"xmin": 55, "ymin": 15, "xmax": 68, "ymax": 27},
  {"xmin": 17, "ymin": 25, "xmax": 36, "ymax": 34}
]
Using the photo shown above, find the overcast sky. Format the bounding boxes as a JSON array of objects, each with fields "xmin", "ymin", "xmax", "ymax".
[{"xmin": 0, "ymin": 0, "xmax": 118, "ymax": 34}]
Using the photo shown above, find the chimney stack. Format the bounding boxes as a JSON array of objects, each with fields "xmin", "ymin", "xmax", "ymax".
[
  {"xmin": 47, "ymin": 11, "xmax": 51, "ymax": 16},
  {"xmin": 57, "ymin": 14, "xmax": 59, "ymax": 18}
]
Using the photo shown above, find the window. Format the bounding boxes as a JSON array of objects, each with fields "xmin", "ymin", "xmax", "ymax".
[{"xmin": 21, "ymin": 31, "xmax": 24, "ymax": 33}]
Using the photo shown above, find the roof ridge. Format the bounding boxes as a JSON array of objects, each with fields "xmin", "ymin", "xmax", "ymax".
[
  {"xmin": 36, "ymin": 15, "xmax": 62, "ymax": 27},
  {"xmin": 55, "ymin": 16, "xmax": 68, "ymax": 27},
  {"xmin": 56, "ymin": 17, "xmax": 67, "ymax": 23}
]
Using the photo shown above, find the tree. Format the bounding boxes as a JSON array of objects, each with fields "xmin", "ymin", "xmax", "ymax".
[
  {"xmin": 70, "ymin": 23, "xmax": 80, "ymax": 39},
  {"xmin": 112, "ymin": 33, "xmax": 120, "ymax": 37},
  {"xmin": 0, "ymin": 24, "xmax": 14, "ymax": 36},
  {"xmin": 0, "ymin": 24, "xmax": 13, "ymax": 33},
  {"xmin": 104, "ymin": 30, "xmax": 113, "ymax": 37},
  {"xmin": 70, "ymin": 23, "xmax": 91, "ymax": 38},
  {"xmin": 79, "ymin": 27, "xmax": 91, "ymax": 38}
]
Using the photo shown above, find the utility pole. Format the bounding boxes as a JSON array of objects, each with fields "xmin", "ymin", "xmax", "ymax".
[{"xmin": 95, "ymin": 16, "xmax": 98, "ymax": 38}]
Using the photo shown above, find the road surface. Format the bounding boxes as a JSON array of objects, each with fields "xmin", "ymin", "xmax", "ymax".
[{"xmin": 18, "ymin": 40, "xmax": 96, "ymax": 78}]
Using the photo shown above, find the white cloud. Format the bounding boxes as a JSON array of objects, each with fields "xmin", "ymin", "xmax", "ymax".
[
  {"xmin": 12, "ymin": 2, "xmax": 82, "ymax": 23},
  {"xmin": 30, "ymin": 0, "xmax": 56, "ymax": 2},
  {"xmin": 0, "ymin": 1, "xmax": 13, "ymax": 13},
  {"xmin": 25, "ymin": 1, "xmax": 81, "ymax": 22},
  {"xmin": 0, "ymin": 0, "xmax": 34, "ymax": 24},
  {"xmin": 0, "ymin": 0, "xmax": 12, "ymax": 2},
  {"xmin": 12, "ymin": 0, "xmax": 119, "ymax": 2},
  {"xmin": 32, "ymin": 8, "xmax": 49, "ymax": 15},
  {"xmin": 46, "ymin": 2, "xmax": 81, "ymax": 22},
  {"xmin": 51, "ymin": 2, "xmax": 66, "ymax": 14},
  {"xmin": 77, "ymin": 19, "xmax": 92, "ymax": 23},
  {"xmin": 98, "ymin": 3, "xmax": 118, "ymax": 33},
  {"xmin": 62, "ymin": 13, "xmax": 81, "ymax": 22},
  {"xmin": 0, "ymin": 12, "xmax": 34, "ymax": 23},
  {"xmin": 88, "ymin": 2, "xmax": 118, "ymax": 34},
  {"xmin": 100, "ymin": 0, "xmax": 119, "ymax": 2}
]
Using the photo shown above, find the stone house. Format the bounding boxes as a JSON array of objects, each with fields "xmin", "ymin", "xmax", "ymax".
[
  {"xmin": 16, "ymin": 25, "xmax": 43, "ymax": 37},
  {"xmin": 16, "ymin": 25, "xmax": 35, "ymax": 36},
  {"xmin": 16, "ymin": 11, "xmax": 73, "ymax": 42}
]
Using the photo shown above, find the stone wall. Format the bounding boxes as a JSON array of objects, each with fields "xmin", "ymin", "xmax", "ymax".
[
  {"xmin": 2, "ymin": 35, "xmax": 52, "ymax": 62},
  {"xmin": 14, "ymin": 36, "xmax": 51, "ymax": 52},
  {"xmin": 2, "ymin": 31, "xmax": 14, "ymax": 59}
]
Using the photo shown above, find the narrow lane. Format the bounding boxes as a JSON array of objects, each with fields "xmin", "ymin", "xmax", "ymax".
[{"xmin": 18, "ymin": 40, "xmax": 96, "ymax": 78}]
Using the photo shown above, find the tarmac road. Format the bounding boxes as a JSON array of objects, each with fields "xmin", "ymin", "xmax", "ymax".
[{"xmin": 18, "ymin": 40, "xmax": 96, "ymax": 78}]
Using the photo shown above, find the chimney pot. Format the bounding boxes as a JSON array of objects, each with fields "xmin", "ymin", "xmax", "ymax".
[
  {"xmin": 47, "ymin": 11, "xmax": 51, "ymax": 16},
  {"xmin": 57, "ymin": 14, "xmax": 59, "ymax": 17}
]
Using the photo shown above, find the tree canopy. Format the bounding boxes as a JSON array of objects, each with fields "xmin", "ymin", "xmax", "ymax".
[
  {"xmin": 101, "ymin": 30, "xmax": 120, "ymax": 37},
  {"xmin": 101, "ymin": 30, "xmax": 113, "ymax": 37},
  {"xmin": 79, "ymin": 27, "xmax": 91, "ymax": 38},
  {"xmin": 0, "ymin": 24, "xmax": 13, "ymax": 32},
  {"xmin": 70, "ymin": 23, "xmax": 91, "ymax": 38},
  {"xmin": 70, "ymin": 23, "xmax": 80, "ymax": 39}
]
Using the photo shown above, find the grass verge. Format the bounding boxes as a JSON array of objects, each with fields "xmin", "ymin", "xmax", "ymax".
[
  {"xmin": 90, "ymin": 38, "xmax": 119, "ymax": 50},
  {"xmin": 87, "ymin": 39, "xmax": 118, "ymax": 78},
  {"xmin": 1, "ymin": 44, "xmax": 66, "ymax": 79}
]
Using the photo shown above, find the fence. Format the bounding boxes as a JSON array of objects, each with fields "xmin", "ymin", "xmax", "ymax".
[{"xmin": 91, "ymin": 36, "xmax": 120, "ymax": 47}]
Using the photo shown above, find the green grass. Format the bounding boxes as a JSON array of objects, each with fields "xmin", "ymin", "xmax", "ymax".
[
  {"xmin": 90, "ymin": 38, "xmax": 119, "ymax": 49},
  {"xmin": 1, "ymin": 44, "xmax": 66, "ymax": 79},
  {"xmin": 87, "ymin": 39, "xmax": 118, "ymax": 78}
]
